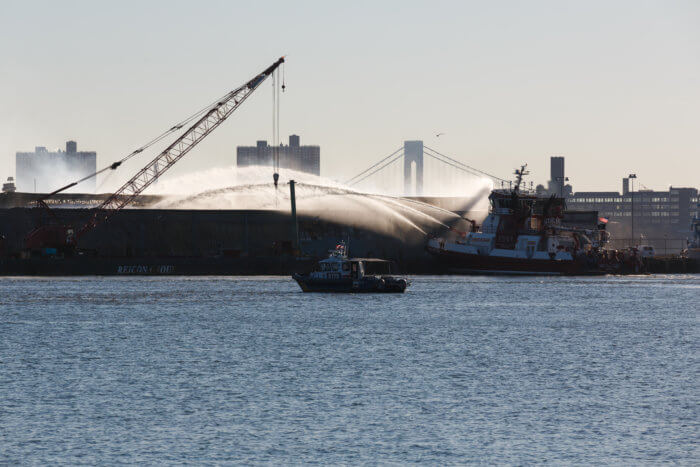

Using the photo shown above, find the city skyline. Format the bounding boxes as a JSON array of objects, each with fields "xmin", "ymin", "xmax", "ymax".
[{"xmin": 0, "ymin": 0, "xmax": 698, "ymax": 192}]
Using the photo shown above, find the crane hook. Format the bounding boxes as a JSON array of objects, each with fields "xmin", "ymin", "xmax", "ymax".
[{"xmin": 281, "ymin": 62, "xmax": 286, "ymax": 92}]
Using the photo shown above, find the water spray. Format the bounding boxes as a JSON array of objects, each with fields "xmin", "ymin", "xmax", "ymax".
[{"xmin": 148, "ymin": 166, "xmax": 491, "ymax": 241}]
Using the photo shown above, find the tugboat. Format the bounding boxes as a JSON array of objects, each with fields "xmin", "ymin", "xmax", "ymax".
[
  {"xmin": 426, "ymin": 165, "xmax": 608, "ymax": 275},
  {"xmin": 292, "ymin": 242, "xmax": 409, "ymax": 293}
]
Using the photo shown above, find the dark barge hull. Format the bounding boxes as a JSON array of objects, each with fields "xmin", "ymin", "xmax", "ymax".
[
  {"xmin": 0, "ymin": 256, "xmax": 316, "ymax": 276},
  {"xmin": 0, "ymin": 207, "xmax": 437, "ymax": 275},
  {"xmin": 426, "ymin": 246, "xmax": 605, "ymax": 276}
]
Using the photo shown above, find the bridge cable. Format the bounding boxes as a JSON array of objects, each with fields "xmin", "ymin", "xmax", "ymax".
[
  {"xmin": 423, "ymin": 145, "xmax": 507, "ymax": 183},
  {"xmin": 344, "ymin": 146, "xmax": 403, "ymax": 185},
  {"xmin": 424, "ymin": 146, "xmax": 505, "ymax": 182},
  {"xmin": 423, "ymin": 150, "xmax": 501, "ymax": 181},
  {"xmin": 348, "ymin": 150, "xmax": 404, "ymax": 187}
]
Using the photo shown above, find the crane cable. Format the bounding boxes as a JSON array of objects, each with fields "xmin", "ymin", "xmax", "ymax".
[
  {"xmin": 41, "ymin": 87, "xmax": 239, "ymax": 198},
  {"xmin": 272, "ymin": 62, "xmax": 285, "ymax": 194},
  {"xmin": 281, "ymin": 61, "xmax": 286, "ymax": 92},
  {"xmin": 272, "ymin": 69, "xmax": 281, "ymax": 189},
  {"xmin": 277, "ymin": 68, "xmax": 280, "ymax": 173}
]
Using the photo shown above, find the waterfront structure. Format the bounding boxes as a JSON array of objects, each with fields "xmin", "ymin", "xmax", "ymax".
[
  {"xmin": 687, "ymin": 200, "xmax": 700, "ymax": 259},
  {"xmin": 567, "ymin": 179, "xmax": 698, "ymax": 249},
  {"xmin": 537, "ymin": 156, "xmax": 697, "ymax": 251},
  {"xmin": 237, "ymin": 134, "xmax": 320, "ymax": 176},
  {"xmin": 15, "ymin": 141, "xmax": 96, "ymax": 193}
]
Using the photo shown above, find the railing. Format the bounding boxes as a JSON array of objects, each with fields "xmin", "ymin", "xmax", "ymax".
[{"xmin": 605, "ymin": 238, "xmax": 689, "ymax": 255}]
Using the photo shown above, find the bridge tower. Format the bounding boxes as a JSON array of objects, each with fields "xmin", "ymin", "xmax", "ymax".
[{"xmin": 403, "ymin": 140, "xmax": 423, "ymax": 195}]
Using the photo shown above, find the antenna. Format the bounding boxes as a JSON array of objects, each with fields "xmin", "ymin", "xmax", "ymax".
[{"xmin": 513, "ymin": 164, "xmax": 529, "ymax": 192}]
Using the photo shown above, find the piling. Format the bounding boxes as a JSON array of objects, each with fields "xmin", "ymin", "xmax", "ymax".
[{"xmin": 289, "ymin": 180, "xmax": 300, "ymax": 253}]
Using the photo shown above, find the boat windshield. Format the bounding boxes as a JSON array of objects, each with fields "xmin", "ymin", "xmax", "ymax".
[{"xmin": 362, "ymin": 261, "xmax": 392, "ymax": 275}]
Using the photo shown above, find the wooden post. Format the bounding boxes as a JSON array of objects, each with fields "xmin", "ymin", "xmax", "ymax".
[{"xmin": 289, "ymin": 180, "xmax": 299, "ymax": 254}]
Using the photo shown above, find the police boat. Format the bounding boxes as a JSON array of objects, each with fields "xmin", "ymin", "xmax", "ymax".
[{"xmin": 292, "ymin": 242, "xmax": 409, "ymax": 293}]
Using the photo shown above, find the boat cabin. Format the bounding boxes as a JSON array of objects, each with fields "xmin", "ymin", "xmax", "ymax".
[{"xmin": 309, "ymin": 255, "xmax": 393, "ymax": 280}]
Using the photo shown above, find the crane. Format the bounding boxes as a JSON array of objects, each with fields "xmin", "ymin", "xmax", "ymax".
[{"xmin": 24, "ymin": 56, "xmax": 285, "ymax": 252}]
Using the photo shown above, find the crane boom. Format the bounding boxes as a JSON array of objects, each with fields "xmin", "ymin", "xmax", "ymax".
[
  {"xmin": 24, "ymin": 56, "xmax": 284, "ymax": 251},
  {"xmin": 77, "ymin": 56, "xmax": 284, "ymax": 237}
]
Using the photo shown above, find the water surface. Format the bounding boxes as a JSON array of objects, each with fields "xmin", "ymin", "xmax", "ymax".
[{"xmin": 1, "ymin": 275, "xmax": 698, "ymax": 464}]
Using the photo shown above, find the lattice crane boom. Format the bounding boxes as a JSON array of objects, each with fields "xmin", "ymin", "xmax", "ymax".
[
  {"xmin": 24, "ymin": 56, "xmax": 284, "ymax": 250},
  {"xmin": 78, "ymin": 56, "xmax": 284, "ymax": 237}
]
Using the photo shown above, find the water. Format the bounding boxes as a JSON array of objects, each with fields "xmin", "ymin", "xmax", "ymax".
[{"xmin": 1, "ymin": 275, "xmax": 698, "ymax": 464}]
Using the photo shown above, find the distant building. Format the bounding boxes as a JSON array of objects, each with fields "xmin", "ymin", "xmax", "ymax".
[
  {"xmin": 16, "ymin": 141, "xmax": 97, "ymax": 193},
  {"xmin": 567, "ymin": 179, "xmax": 698, "ymax": 249},
  {"xmin": 2, "ymin": 177, "xmax": 16, "ymax": 193},
  {"xmin": 237, "ymin": 134, "xmax": 320, "ymax": 176},
  {"xmin": 546, "ymin": 156, "xmax": 572, "ymax": 197},
  {"xmin": 538, "ymin": 155, "xmax": 697, "ymax": 251},
  {"xmin": 568, "ymin": 182, "xmax": 698, "ymax": 232}
]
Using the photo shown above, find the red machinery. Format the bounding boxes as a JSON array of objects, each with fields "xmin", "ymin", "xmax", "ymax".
[{"xmin": 24, "ymin": 57, "xmax": 285, "ymax": 253}]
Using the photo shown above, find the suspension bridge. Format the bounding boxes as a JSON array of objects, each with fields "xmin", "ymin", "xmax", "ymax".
[{"xmin": 344, "ymin": 141, "xmax": 515, "ymax": 196}]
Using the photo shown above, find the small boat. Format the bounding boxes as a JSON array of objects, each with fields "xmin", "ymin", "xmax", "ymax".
[{"xmin": 292, "ymin": 242, "xmax": 409, "ymax": 293}]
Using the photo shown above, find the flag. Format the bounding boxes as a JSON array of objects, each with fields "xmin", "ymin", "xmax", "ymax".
[{"xmin": 599, "ymin": 217, "xmax": 609, "ymax": 224}]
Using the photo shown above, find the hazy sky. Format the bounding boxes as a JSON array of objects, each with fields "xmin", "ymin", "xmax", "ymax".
[{"xmin": 0, "ymin": 0, "xmax": 698, "ymax": 193}]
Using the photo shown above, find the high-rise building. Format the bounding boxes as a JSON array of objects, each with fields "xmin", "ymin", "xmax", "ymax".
[
  {"xmin": 547, "ymin": 156, "xmax": 571, "ymax": 196},
  {"xmin": 236, "ymin": 134, "xmax": 320, "ymax": 176},
  {"xmin": 15, "ymin": 141, "xmax": 97, "ymax": 193},
  {"xmin": 551, "ymin": 156, "xmax": 564, "ymax": 181}
]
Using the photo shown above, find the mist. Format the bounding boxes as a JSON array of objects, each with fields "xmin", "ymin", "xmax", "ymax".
[{"xmin": 16, "ymin": 157, "xmax": 95, "ymax": 194}]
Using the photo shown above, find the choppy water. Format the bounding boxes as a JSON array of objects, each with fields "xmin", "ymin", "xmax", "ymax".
[{"xmin": 1, "ymin": 275, "xmax": 698, "ymax": 464}]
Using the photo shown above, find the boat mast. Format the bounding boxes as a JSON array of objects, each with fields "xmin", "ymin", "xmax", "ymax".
[{"xmin": 513, "ymin": 164, "xmax": 529, "ymax": 193}]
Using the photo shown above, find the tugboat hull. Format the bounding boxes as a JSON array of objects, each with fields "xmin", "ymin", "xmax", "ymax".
[{"xmin": 426, "ymin": 245, "xmax": 603, "ymax": 276}]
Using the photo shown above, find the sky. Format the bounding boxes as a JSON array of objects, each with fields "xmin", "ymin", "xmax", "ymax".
[{"xmin": 0, "ymin": 0, "xmax": 698, "ymax": 193}]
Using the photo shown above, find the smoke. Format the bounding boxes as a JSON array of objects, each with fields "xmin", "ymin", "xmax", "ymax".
[{"xmin": 145, "ymin": 166, "xmax": 491, "ymax": 240}]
